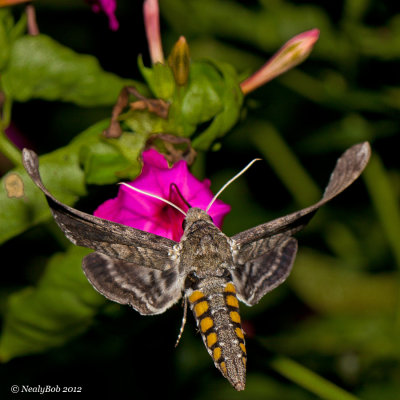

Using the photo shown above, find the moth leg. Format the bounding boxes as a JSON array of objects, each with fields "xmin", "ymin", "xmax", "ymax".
[{"xmin": 175, "ymin": 296, "xmax": 188, "ymax": 347}]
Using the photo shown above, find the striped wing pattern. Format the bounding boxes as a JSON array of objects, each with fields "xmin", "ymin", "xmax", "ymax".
[
  {"xmin": 232, "ymin": 236, "xmax": 298, "ymax": 306},
  {"xmin": 83, "ymin": 252, "xmax": 183, "ymax": 315}
]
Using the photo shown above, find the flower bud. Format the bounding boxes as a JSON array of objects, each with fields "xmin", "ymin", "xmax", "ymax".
[
  {"xmin": 168, "ymin": 36, "xmax": 190, "ymax": 86},
  {"xmin": 240, "ymin": 28, "xmax": 320, "ymax": 95},
  {"xmin": 143, "ymin": 0, "xmax": 164, "ymax": 64}
]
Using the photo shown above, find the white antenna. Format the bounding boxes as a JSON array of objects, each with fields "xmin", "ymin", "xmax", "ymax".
[
  {"xmin": 206, "ymin": 158, "xmax": 262, "ymax": 213},
  {"xmin": 120, "ymin": 183, "xmax": 187, "ymax": 217}
]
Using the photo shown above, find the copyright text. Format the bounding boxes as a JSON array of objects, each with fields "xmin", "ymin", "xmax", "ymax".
[{"xmin": 11, "ymin": 385, "xmax": 82, "ymax": 394}]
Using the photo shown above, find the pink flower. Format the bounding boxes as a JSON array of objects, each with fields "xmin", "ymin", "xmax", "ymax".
[
  {"xmin": 86, "ymin": 0, "xmax": 119, "ymax": 31},
  {"xmin": 94, "ymin": 149, "xmax": 231, "ymax": 241}
]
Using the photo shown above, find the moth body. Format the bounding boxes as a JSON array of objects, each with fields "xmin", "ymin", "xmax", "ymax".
[{"xmin": 181, "ymin": 208, "xmax": 247, "ymax": 390}]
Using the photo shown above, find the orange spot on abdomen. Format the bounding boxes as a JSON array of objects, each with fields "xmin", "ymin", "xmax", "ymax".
[
  {"xmin": 200, "ymin": 317, "xmax": 214, "ymax": 333},
  {"xmin": 226, "ymin": 294, "xmax": 239, "ymax": 308},
  {"xmin": 230, "ymin": 311, "xmax": 241, "ymax": 324},
  {"xmin": 189, "ymin": 290, "xmax": 205, "ymax": 303},
  {"xmin": 194, "ymin": 301, "xmax": 209, "ymax": 317},
  {"xmin": 224, "ymin": 283, "xmax": 236, "ymax": 293}
]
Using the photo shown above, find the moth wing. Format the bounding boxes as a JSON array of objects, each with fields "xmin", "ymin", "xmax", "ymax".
[
  {"xmin": 232, "ymin": 142, "xmax": 371, "ymax": 263},
  {"xmin": 232, "ymin": 235, "xmax": 297, "ymax": 306},
  {"xmin": 83, "ymin": 252, "xmax": 183, "ymax": 315},
  {"xmin": 22, "ymin": 149, "xmax": 175, "ymax": 271}
]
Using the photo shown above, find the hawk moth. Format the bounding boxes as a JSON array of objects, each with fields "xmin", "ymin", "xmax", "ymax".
[{"xmin": 22, "ymin": 142, "xmax": 370, "ymax": 391}]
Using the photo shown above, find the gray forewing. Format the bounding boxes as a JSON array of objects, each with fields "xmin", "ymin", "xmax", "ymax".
[
  {"xmin": 22, "ymin": 148, "xmax": 175, "ymax": 271},
  {"xmin": 231, "ymin": 142, "xmax": 371, "ymax": 263},
  {"xmin": 83, "ymin": 252, "xmax": 183, "ymax": 315},
  {"xmin": 230, "ymin": 143, "xmax": 370, "ymax": 305}
]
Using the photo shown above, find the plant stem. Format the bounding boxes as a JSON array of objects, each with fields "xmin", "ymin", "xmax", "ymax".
[
  {"xmin": 270, "ymin": 356, "xmax": 360, "ymax": 400},
  {"xmin": 0, "ymin": 129, "xmax": 21, "ymax": 166}
]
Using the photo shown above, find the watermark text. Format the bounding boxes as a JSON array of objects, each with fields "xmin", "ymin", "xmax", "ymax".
[{"xmin": 11, "ymin": 385, "xmax": 83, "ymax": 394}]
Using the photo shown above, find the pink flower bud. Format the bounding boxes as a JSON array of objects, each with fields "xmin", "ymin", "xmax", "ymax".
[
  {"xmin": 240, "ymin": 28, "xmax": 320, "ymax": 95},
  {"xmin": 143, "ymin": 0, "xmax": 164, "ymax": 64}
]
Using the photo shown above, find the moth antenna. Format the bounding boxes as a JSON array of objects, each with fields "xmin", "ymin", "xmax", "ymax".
[
  {"xmin": 175, "ymin": 296, "xmax": 188, "ymax": 348},
  {"xmin": 206, "ymin": 158, "xmax": 262, "ymax": 213},
  {"xmin": 120, "ymin": 183, "xmax": 187, "ymax": 217}
]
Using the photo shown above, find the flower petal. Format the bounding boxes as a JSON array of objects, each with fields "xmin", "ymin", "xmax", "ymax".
[
  {"xmin": 87, "ymin": 0, "xmax": 119, "ymax": 31},
  {"xmin": 94, "ymin": 149, "xmax": 231, "ymax": 240}
]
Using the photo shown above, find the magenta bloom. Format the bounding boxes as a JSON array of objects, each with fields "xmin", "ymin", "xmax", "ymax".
[
  {"xmin": 94, "ymin": 149, "xmax": 231, "ymax": 241},
  {"xmin": 86, "ymin": 0, "xmax": 119, "ymax": 31}
]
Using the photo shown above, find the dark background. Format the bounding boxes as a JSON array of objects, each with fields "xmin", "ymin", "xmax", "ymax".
[{"xmin": 1, "ymin": 1, "xmax": 400, "ymax": 398}]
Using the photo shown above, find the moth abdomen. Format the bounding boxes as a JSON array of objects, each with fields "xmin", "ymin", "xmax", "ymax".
[{"xmin": 187, "ymin": 281, "xmax": 247, "ymax": 391}]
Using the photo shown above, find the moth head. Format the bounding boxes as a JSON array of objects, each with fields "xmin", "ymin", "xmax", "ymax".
[{"xmin": 183, "ymin": 207, "xmax": 213, "ymax": 229}]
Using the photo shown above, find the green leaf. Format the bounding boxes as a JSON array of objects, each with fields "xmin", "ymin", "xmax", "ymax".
[
  {"xmin": 129, "ymin": 59, "xmax": 243, "ymax": 148},
  {"xmin": 0, "ymin": 8, "xmax": 26, "ymax": 71},
  {"xmin": 181, "ymin": 62, "xmax": 224, "ymax": 124},
  {"xmin": 1, "ymin": 34, "xmax": 147, "ymax": 106},
  {"xmin": 122, "ymin": 107, "xmax": 168, "ymax": 137},
  {"xmin": 0, "ymin": 120, "xmax": 101, "ymax": 244},
  {"xmin": 0, "ymin": 246, "xmax": 105, "ymax": 362},
  {"xmin": 138, "ymin": 56, "xmax": 175, "ymax": 100},
  {"xmin": 79, "ymin": 141, "xmax": 131, "ymax": 185},
  {"xmin": 164, "ymin": 61, "xmax": 227, "ymax": 138},
  {"xmin": 0, "ymin": 118, "xmax": 150, "ymax": 244},
  {"xmin": 0, "ymin": 117, "xmax": 152, "ymax": 245},
  {"xmin": 191, "ymin": 60, "xmax": 243, "ymax": 149},
  {"xmin": 80, "ymin": 129, "xmax": 151, "ymax": 184},
  {"xmin": 0, "ymin": 149, "xmax": 87, "ymax": 245}
]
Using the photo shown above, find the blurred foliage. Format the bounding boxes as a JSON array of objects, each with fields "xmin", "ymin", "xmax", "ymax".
[
  {"xmin": 0, "ymin": 246, "xmax": 104, "ymax": 362},
  {"xmin": 0, "ymin": 0, "xmax": 399, "ymax": 399}
]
